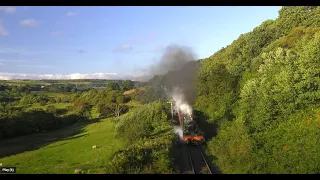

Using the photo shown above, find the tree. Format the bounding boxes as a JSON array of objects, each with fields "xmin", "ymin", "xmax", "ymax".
[
  {"xmin": 46, "ymin": 105, "xmax": 57, "ymax": 114},
  {"xmin": 97, "ymin": 103, "xmax": 128, "ymax": 118},
  {"xmin": 116, "ymin": 95, "xmax": 125, "ymax": 104},
  {"xmin": 121, "ymin": 80, "xmax": 134, "ymax": 91},
  {"xmin": 106, "ymin": 81, "xmax": 120, "ymax": 91},
  {"xmin": 39, "ymin": 100, "xmax": 47, "ymax": 106},
  {"xmin": 295, "ymin": 32, "xmax": 320, "ymax": 107},
  {"xmin": 113, "ymin": 103, "xmax": 123, "ymax": 118}
]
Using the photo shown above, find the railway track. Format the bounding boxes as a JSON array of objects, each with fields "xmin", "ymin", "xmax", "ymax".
[{"xmin": 187, "ymin": 145, "xmax": 212, "ymax": 174}]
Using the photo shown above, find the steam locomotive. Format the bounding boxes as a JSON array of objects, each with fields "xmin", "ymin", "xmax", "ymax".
[{"xmin": 178, "ymin": 110, "xmax": 205, "ymax": 145}]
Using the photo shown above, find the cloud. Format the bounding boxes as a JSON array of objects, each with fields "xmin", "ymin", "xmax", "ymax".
[
  {"xmin": 66, "ymin": 11, "xmax": 76, "ymax": 17},
  {"xmin": 179, "ymin": 26, "xmax": 185, "ymax": 30},
  {"xmin": 0, "ymin": 23, "xmax": 8, "ymax": 36},
  {"xmin": 112, "ymin": 44, "xmax": 133, "ymax": 53},
  {"xmin": 0, "ymin": 72, "xmax": 150, "ymax": 81},
  {"xmin": 0, "ymin": 6, "xmax": 16, "ymax": 14},
  {"xmin": 20, "ymin": 19, "xmax": 39, "ymax": 27}
]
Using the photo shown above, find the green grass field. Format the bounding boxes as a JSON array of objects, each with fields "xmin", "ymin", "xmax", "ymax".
[{"xmin": 0, "ymin": 118, "xmax": 124, "ymax": 174}]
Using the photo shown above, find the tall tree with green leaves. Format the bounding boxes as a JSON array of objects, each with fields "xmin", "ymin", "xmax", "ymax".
[
  {"xmin": 106, "ymin": 81, "xmax": 120, "ymax": 91},
  {"xmin": 121, "ymin": 80, "xmax": 134, "ymax": 91}
]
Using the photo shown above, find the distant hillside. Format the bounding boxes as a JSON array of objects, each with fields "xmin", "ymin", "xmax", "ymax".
[{"xmin": 0, "ymin": 79, "xmax": 141, "ymax": 90}]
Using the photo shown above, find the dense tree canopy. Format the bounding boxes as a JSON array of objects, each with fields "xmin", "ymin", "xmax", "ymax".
[
  {"xmin": 121, "ymin": 80, "xmax": 134, "ymax": 91},
  {"xmin": 194, "ymin": 6, "xmax": 320, "ymax": 174}
]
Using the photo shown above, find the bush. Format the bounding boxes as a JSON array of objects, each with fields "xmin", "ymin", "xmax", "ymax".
[
  {"xmin": 46, "ymin": 105, "xmax": 57, "ymax": 114},
  {"xmin": 39, "ymin": 100, "xmax": 47, "ymax": 106},
  {"xmin": 66, "ymin": 105, "xmax": 74, "ymax": 111},
  {"xmin": 0, "ymin": 107, "xmax": 85, "ymax": 140},
  {"xmin": 105, "ymin": 101, "xmax": 176, "ymax": 174}
]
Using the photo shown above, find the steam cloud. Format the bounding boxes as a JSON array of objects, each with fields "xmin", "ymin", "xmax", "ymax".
[
  {"xmin": 147, "ymin": 44, "xmax": 199, "ymax": 139},
  {"xmin": 174, "ymin": 126, "xmax": 183, "ymax": 140},
  {"xmin": 168, "ymin": 87, "xmax": 193, "ymax": 116}
]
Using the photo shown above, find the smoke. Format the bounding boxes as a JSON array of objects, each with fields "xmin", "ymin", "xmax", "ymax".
[
  {"xmin": 147, "ymin": 44, "xmax": 198, "ymax": 105},
  {"xmin": 148, "ymin": 44, "xmax": 196, "ymax": 76},
  {"xmin": 146, "ymin": 44, "xmax": 198, "ymax": 140},
  {"xmin": 173, "ymin": 126, "xmax": 183, "ymax": 140}
]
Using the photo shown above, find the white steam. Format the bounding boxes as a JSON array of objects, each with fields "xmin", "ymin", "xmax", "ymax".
[
  {"xmin": 169, "ymin": 87, "xmax": 193, "ymax": 141},
  {"xmin": 173, "ymin": 126, "xmax": 183, "ymax": 140},
  {"xmin": 171, "ymin": 87, "xmax": 192, "ymax": 116}
]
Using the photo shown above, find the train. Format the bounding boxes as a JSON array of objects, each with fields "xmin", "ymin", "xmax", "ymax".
[{"xmin": 177, "ymin": 109, "xmax": 205, "ymax": 145}]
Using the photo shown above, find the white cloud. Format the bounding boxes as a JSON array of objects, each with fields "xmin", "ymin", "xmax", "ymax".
[
  {"xmin": 66, "ymin": 11, "xmax": 76, "ymax": 17},
  {"xmin": 20, "ymin": 19, "xmax": 39, "ymax": 27},
  {"xmin": 0, "ymin": 23, "xmax": 8, "ymax": 36},
  {"xmin": 0, "ymin": 72, "xmax": 151, "ymax": 81},
  {"xmin": 0, "ymin": 6, "xmax": 16, "ymax": 14}
]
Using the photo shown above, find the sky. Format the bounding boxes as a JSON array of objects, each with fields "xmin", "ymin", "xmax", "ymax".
[{"xmin": 0, "ymin": 6, "xmax": 282, "ymax": 81}]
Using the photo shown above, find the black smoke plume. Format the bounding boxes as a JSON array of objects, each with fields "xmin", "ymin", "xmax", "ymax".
[{"xmin": 146, "ymin": 44, "xmax": 199, "ymax": 105}]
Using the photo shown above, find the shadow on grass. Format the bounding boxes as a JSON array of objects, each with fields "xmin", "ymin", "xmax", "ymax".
[{"xmin": 0, "ymin": 118, "xmax": 102, "ymax": 159}]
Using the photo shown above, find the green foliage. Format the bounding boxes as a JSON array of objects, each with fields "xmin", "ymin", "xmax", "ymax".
[
  {"xmin": 106, "ymin": 101, "xmax": 175, "ymax": 174},
  {"xmin": 200, "ymin": 7, "xmax": 320, "ymax": 174},
  {"xmin": 196, "ymin": 63, "xmax": 238, "ymax": 123},
  {"xmin": 115, "ymin": 102, "xmax": 167, "ymax": 141},
  {"xmin": 106, "ymin": 81, "xmax": 120, "ymax": 91},
  {"xmin": 96, "ymin": 103, "xmax": 128, "ymax": 118},
  {"xmin": 208, "ymin": 120, "xmax": 253, "ymax": 174},
  {"xmin": 121, "ymin": 80, "xmax": 134, "ymax": 91},
  {"xmin": 106, "ymin": 137, "xmax": 174, "ymax": 174},
  {"xmin": 116, "ymin": 95, "xmax": 125, "ymax": 104},
  {"xmin": 0, "ymin": 106, "xmax": 87, "ymax": 140},
  {"xmin": 39, "ymin": 100, "xmax": 47, "ymax": 106},
  {"xmin": 46, "ymin": 105, "xmax": 57, "ymax": 114}
]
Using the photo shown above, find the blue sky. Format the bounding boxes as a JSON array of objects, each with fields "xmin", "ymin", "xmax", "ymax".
[{"xmin": 0, "ymin": 6, "xmax": 281, "ymax": 80}]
